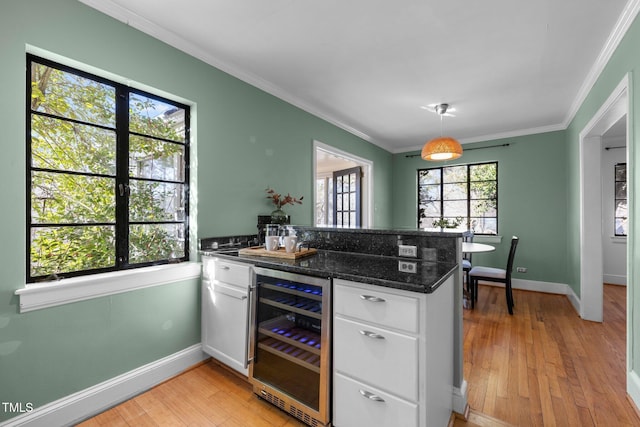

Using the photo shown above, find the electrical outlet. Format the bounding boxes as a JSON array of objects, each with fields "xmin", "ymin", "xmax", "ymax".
[
  {"xmin": 398, "ymin": 244, "xmax": 418, "ymax": 258},
  {"xmin": 398, "ymin": 260, "xmax": 417, "ymax": 273},
  {"xmin": 516, "ymin": 267, "xmax": 527, "ymax": 273}
]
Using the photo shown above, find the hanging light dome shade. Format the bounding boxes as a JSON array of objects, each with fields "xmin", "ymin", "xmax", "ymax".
[{"xmin": 421, "ymin": 136, "xmax": 463, "ymax": 161}]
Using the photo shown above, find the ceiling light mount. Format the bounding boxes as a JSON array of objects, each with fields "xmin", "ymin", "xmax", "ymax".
[{"xmin": 434, "ymin": 103, "xmax": 449, "ymax": 115}]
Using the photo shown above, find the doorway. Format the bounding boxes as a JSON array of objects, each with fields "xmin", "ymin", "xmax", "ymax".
[
  {"xmin": 313, "ymin": 140, "xmax": 373, "ymax": 228},
  {"xmin": 579, "ymin": 74, "xmax": 629, "ymax": 323}
]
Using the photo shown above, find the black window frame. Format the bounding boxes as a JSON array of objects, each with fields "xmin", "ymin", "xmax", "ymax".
[
  {"xmin": 614, "ymin": 162, "xmax": 627, "ymax": 237},
  {"xmin": 417, "ymin": 161, "xmax": 498, "ymax": 234},
  {"xmin": 26, "ymin": 54, "xmax": 190, "ymax": 282}
]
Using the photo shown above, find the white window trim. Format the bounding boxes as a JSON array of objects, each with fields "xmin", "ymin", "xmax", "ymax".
[{"xmin": 15, "ymin": 262, "xmax": 202, "ymax": 313}]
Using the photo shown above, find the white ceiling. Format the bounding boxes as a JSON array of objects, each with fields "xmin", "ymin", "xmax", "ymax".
[{"xmin": 80, "ymin": 0, "xmax": 635, "ymax": 153}]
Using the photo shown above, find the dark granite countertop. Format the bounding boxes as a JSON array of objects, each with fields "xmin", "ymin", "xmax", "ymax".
[{"xmin": 201, "ymin": 248, "xmax": 457, "ymax": 294}]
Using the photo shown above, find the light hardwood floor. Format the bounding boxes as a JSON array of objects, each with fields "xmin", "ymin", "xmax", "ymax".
[
  {"xmin": 463, "ymin": 284, "xmax": 639, "ymax": 427},
  {"xmin": 78, "ymin": 285, "xmax": 638, "ymax": 426}
]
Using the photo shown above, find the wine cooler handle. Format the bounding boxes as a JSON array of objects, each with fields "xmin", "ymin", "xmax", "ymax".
[
  {"xmin": 359, "ymin": 330, "xmax": 385, "ymax": 339},
  {"xmin": 359, "ymin": 389, "xmax": 385, "ymax": 402},
  {"xmin": 246, "ymin": 285, "xmax": 256, "ymax": 367},
  {"xmin": 360, "ymin": 294, "xmax": 385, "ymax": 303}
]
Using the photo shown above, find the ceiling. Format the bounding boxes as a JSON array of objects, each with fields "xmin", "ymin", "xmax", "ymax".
[{"xmin": 80, "ymin": 0, "xmax": 634, "ymax": 153}]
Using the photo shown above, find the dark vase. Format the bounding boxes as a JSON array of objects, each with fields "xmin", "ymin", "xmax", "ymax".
[{"xmin": 270, "ymin": 208, "xmax": 287, "ymax": 224}]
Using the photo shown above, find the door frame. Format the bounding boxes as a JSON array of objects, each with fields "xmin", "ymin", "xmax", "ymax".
[
  {"xmin": 579, "ymin": 74, "xmax": 629, "ymax": 322},
  {"xmin": 313, "ymin": 140, "xmax": 373, "ymax": 228}
]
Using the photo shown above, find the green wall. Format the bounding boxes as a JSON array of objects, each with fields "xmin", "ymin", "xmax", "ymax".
[
  {"xmin": 4, "ymin": 0, "xmax": 640, "ymax": 422},
  {"xmin": 0, "ymin": 0, "xmax": 392, "ymax": 422},
  {"xmin": 391, "ymin": 8, "xmax": 640, "ymax": 388},
  {"xmin": 392, "ymin": 131, "xmax": 569, "ymax": 285},
  {"xmin": 564, "ymin": 11, "xmax": 640, "ymax": 384}
]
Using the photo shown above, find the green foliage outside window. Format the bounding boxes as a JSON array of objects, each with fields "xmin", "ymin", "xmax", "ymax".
[
  {"xmin": 418, "ymin": 162, "xmax": 497, "ymax": 234},
  {"xmin": 28, "ymin": 57, "xmax": 188, "ymax": 280}
]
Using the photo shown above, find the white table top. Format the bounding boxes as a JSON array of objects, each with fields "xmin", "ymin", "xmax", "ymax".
[{"xmin": 462, "ymin": 242, "xmax": 496, "ymax": 253}]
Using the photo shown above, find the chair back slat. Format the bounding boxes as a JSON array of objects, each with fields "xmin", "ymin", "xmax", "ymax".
[
  {"xmin": 505, "ymin": 236, "xmax": 519, "ymax": 276},
  {"xmin": 462, "ymin": 230, "xmax": 474, "ymax": 262}
]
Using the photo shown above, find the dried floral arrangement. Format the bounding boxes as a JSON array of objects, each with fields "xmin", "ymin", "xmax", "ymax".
[{"xmin": 265, "ymin": 187, "xmax": 304, "ymax": 209}]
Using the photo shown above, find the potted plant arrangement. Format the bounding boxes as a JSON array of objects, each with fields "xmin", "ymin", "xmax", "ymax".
[
  {"xmin": 265, "ymin": 187, "xmax": 303, "ymax": 224},
  {"xmin": 432, "ymin": 216, "xmax": 463, "ymax": 230}
]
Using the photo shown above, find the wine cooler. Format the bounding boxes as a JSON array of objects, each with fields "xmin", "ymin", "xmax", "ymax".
[{"xmin": 249, "ymin": 267, "xmax": 331, "ymax": 427}]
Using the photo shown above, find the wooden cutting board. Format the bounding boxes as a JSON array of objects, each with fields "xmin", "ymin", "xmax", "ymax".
[{"xmin": 238, "ymin": 246, "xmax": 318, "ymax": 259}]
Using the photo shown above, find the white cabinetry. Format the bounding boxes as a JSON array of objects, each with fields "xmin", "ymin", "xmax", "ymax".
[
  {"xmin": 333, "ymin": 277, "xmax": 454, "ymax": 427},
  {"xmin": 201, "ymin": 256, "xmax": 252, "ymax": 376}
]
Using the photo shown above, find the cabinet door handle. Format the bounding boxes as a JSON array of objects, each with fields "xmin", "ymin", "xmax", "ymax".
[
  {"xmin": 359, "ymin": 330, "xmax": 385, "ymax": 339},
  {"xmin": 359, "ymin": 389, "xmax": 385, "ymax": 402},
  {"xmin": 219, "ymin": 265, "xmax": 230, "ymax": 271},
  {"xmin": 360, "ymin": 294, "xmax": 385, "ymax": 302}
]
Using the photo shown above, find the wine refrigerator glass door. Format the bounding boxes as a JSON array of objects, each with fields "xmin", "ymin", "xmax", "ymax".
[{"xmin": 250, "ymin": 268, "xmax": 330, "ymax": 424}]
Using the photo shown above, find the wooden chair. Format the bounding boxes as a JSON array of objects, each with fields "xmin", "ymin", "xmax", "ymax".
[{"xmin": 468, "ymin": 236, "xmax": 519, "ymax": 315}]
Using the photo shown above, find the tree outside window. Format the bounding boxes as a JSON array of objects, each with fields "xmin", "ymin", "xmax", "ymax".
[
  {"xmin": 28, "ymin": 55, "xmax": 189, "ymax": 281},
  {"xmin": 418, "ymin": 162, "xmax": 497, "ymax": 234}
]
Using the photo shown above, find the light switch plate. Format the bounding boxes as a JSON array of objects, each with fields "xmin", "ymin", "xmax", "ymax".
[{"xmin": 398, "ymin": 245, "xmax": 418, "ymax": 258}]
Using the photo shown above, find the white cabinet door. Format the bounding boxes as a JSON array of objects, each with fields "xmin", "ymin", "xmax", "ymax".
[
  {"xmin": 202, "ymin": 278, "xmax": 249, "ymax": 375},
  {"xmin": 333, "ymin": 373, "xmax": 418, "ymax": 427}
]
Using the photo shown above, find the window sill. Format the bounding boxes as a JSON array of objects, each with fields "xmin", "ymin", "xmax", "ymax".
[
  {"xmin": 475, "ymin": 235, "xmax": 502, "ymax": 244},
  {"xmin": 611, "ymin": 236, "xmax": 627, "ymax": 243},
  {"xmin": 15, "ymin": 262, "xmax": 202, "ymax": 313}
]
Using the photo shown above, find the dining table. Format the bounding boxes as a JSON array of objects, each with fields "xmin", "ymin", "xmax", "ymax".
[
  {"xmin": 461, "ymin": 242, "xmax": 495, "ymax": 309},
  {"xmin": 462, "ymin": 242, "xmax": 496, "ymax": 254}
]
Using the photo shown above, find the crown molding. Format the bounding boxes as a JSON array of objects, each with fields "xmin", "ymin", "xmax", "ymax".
[
  {"xmin": 77, "ymin": 0, "xmax": 390, "ymax": 149},
  {"xmin": 564, "ymin": 0, "xmax": 640, "ymax": 128},
  {"xmin": 79, "ymin": 0, "xmax": 638, "ymax": 155}
]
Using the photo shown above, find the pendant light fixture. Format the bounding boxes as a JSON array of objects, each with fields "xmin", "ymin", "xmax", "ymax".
[{"xmin": 421, "ymin": 103, "xmax": 463, "ymax": 161}]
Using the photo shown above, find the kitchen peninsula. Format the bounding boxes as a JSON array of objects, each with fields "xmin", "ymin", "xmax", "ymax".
[{"xmin": 200, "ymin": 227, "xmax": 465, "ymax": 427}]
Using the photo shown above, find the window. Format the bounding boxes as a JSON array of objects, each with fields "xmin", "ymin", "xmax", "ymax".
[
  {"xmin": 615, "ymin": 163, "xmax": 627, "ymax": 236},
  {"xmin": 315, "ymin": 176, "xmax": 334, "ymax": 226},
  {"xmin": 418, "ymin": 162, "xmax": 497, "ymax": 234},
  {"xmin": 27, "ymin": 55, "xmax": 189, "ymax": 282}
]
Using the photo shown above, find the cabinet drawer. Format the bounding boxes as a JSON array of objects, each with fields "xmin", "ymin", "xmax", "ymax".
[
  {"xmin": 333, "ymin": 280, "xmax": 419, "ymax": 333},
  {"xmin": 211, "ymin": 259, "xmax": 251, "ymax": 285},
  {"xmin": 334, "ymin": 316, "xmax": 418, "ymax": 401},
  {"xmin": 334, "ymin": 373, "xmax": 418, "ymax": 427}
]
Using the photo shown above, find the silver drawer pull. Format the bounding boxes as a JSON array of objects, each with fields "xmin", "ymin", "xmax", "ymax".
[
  {"xmin": 359, "ymin": 330, "xmax": 385, "ymax": 339},
  {"xmin": 359, "ymin": 389, "xmax": 385, "ymax": 402},
  {"xmin": 219, "ymin": 266, "xmax": 230, "ymax": 270},
  {"xmin": 360, "ymin": 294, "xmax": 385, "ymax": 302}
]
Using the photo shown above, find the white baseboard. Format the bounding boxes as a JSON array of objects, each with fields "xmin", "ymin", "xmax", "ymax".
[
  {"xmin": 511, "ymin": 278, "xmax": 570, "ymax": 295},
  {"xmin": 628, "ymin": 370, "xmax": 640, "ymax": 411},
  {"xmin": 452, "ymin": 380, "xmax": 468, "ymax": 415},
  {"xmin": 604, "ymin": 274, "xmax": 627, "ymax": 285},
  {"xmin": 478, "ymin": 278, "xmax": 582, "ymax": 316},
  {"xmin": 1, "ymin": 344, "xmax": 207, "ymax": 427},
  {"xmin": 478, "ymin": 278, "xmax": 569, "ymax": 295},
  {"xmin": 565, "ymin": 286, "xmax": 581, "ymax": 315}
]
